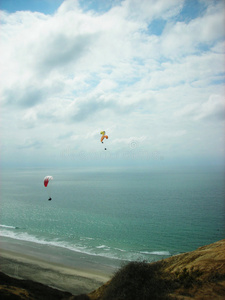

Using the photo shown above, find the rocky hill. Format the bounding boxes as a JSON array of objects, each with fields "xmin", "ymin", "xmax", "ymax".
[{"xmin": 1, "ymin": 240, "xmax": 224, "ymax": 300}]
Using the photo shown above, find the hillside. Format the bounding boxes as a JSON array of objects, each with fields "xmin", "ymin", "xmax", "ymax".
[
  {"xmin": 88, "ymin": 239, "xmax": 225, "ymax": 300},
  {"xmin": 1, "ymin": 240, "xmax": 224, "ymax": 300}
]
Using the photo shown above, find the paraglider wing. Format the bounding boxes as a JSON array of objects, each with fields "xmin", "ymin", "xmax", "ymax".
[
  {"xmin": 100, "ymin": 131, "xmax": 109, "ymax": 149},
  {"xmin": 44, "ymin": 176, "xmax": 53, "ymax": 187},
  {"xmin": 100, "ymin": 131, "xmax": 108, "ymax": 143}
]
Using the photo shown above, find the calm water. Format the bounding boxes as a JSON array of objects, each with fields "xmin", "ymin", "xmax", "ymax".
[{"xmin": 0, "ymin": 167, "xmax": 224, "ymax": 267}]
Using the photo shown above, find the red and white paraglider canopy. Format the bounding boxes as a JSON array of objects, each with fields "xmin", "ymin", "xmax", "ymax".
[{"xmin": 44, "ymin": 176, "xmax": 53, "ymax": 187}]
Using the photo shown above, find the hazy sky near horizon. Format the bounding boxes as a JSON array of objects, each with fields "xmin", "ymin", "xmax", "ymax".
[{"xmin": 0, "ymin": 0, "xmax": 224, "ymax": 169}]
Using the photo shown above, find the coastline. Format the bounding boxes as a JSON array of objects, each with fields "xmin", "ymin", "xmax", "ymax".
[
  {"xmin": 1, "ymin": 238, "xmax": 224, "ymax": 300},
  {"xmin": 0, "ymin": 237, "xmax": 115, "ymax": 295}
]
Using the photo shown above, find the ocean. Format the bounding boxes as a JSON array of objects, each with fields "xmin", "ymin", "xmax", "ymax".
[{"xmin": 0, "ymin": 167, "xmax": 224, "ymax": 271}]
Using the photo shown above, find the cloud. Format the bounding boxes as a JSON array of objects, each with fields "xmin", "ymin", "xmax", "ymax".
[
  {"xmin": 19, "ymin": 109, "xmax": 38, "ymax": 129},
  {"xmin": 2, "ymin": 84, "xmax": 48, "ymax": 108},
  {"xmin": 195, "ymin": 95, "xmax": 225, "ymax": 121},
  {"xmin": 0, "ymin": 0, "xmax": 224, "ymax": 167},
  {"xmin": 173, "ymin": 93, "xmax": 225, "ymax": 122},
  {"xmin": 161, "ymin": 0, "xmax": 225, "ymax": 58},
  {"xmin": 117, "ymin": 0, "xmax": 184, "ymax": 23},
  {"xmin": 17, "ymin": 139, "xmax": 42, "ymax": 149}
]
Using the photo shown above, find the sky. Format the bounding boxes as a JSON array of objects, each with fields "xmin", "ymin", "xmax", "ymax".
[{"xmin": 0, "ymin": 0, "xmax": 224, "ymax": 170}]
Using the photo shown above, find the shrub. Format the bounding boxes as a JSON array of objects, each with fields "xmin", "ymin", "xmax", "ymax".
[
  {"xmin": 175, "ymin": 267, "xmax": 203, "ymax": 289},
  {"xmin": 102, "ymin": 261, "xmax": 171, "ymax": 300}
]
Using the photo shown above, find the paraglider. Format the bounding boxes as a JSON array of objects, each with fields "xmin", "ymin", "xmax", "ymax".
[
  {"xmin": 44, "ymin": 176, "xmax": 53, "ymax": 201},
  {"xmin": 100, "ymin": 131, "xmax": 108, "ymax": 150}
]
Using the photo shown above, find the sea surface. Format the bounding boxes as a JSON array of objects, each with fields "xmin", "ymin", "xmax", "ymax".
[{"xmin": 0, "ymin": 167, "xmax": 224, "ymax": 271}]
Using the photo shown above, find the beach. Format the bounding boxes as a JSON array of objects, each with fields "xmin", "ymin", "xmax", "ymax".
[{"xmin": 0, "ymin": 237, "xmax": 115, "ymax": 295}]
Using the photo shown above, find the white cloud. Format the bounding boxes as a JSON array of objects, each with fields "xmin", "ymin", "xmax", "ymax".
[
  {"xmin": 57, "ymin": 0, "xmax": 80, "ymax": 14},
  {"xmin": 118, "ymin": 0, "xmax": 184, "ymax": 22},
  {"xmin": 194, "ymin": 94, "xmax": 225, "ymax": 121},
  {"xmin": 0, "ymin": 0, "xmax": 224, "ymax": 167}
]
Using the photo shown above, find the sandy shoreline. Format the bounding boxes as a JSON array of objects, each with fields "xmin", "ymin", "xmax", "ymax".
[{"xmin": 0, "ymin": 239, "xmax": 113, "ymax": 295}]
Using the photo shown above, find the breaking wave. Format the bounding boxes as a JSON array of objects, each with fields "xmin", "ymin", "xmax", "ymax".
[
  {"xmin": 0, "ymin": 224, "xmax": 19, "ymax": 229},
  {"xmin": 0, "ymin": 225, "xmax": 172, "ymax": 262}
]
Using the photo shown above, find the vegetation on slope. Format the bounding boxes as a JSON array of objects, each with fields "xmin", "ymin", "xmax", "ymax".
[{"xmin": 89, "ymin": 239, "xmax": 225, "ymax": 300}]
